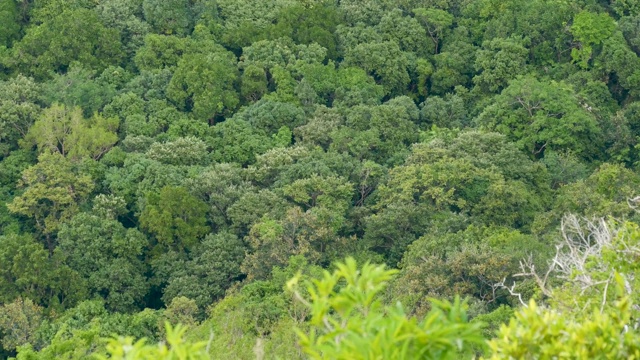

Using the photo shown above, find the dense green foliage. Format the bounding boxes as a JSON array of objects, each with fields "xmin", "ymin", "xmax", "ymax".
[{"xmin": 2, "ymin": 0, "xmax": 640, "ymax": 358}]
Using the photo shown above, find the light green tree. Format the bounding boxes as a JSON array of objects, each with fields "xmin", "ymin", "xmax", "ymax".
[
  {"xmin": 95, "ymin": 323, "xmax": 209, "ymax": 360},
  {"xmin": 488, "ymin": 296, "xmax": 640, "ymax": 359},
  {"xmin": 289, "ymin": 257, "xmax": 484, "ymax": 359},
  {"xmin": 571, "ymin": 11, "xmax": 616, "ymax": 68},
  {"xmin": 7, "ymin": 152, "xmax": 94, "ymax": 251},
  {"xmin": 24, "ymin": 104, "xmax": 119, "ymax": 161},
  {"xmin": 489, "ymin": 217, "xmax": 640, "ymax": 358}
]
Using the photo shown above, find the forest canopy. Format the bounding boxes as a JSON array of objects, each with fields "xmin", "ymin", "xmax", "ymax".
[{"xmin": 2, "ymin": 0, "xmax": 640, "ymax": 358}]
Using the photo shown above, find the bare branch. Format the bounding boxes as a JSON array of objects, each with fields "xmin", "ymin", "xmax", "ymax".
[
  {"xmin": 205, "ymin": 329, "xmax": 215, "ymax": 354},
  {"xmin": 495, "ymin": 278, "xmax": 527, "ymax": 307},
  {"xmin": 601, "ymin": 274, "xmax": 613, "ymax": 314},
  {"xmin": 555, "ymin": 215, "xmax": 613, "ymax": 291},
  {"xmin": 500, "ymin": 214, "xmax": 618, "ymax": 305}
]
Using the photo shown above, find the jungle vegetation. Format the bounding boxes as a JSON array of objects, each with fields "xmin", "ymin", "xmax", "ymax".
[{"xmin": 2, "ymin": 0, "xmax": 640, "ymax": 358}]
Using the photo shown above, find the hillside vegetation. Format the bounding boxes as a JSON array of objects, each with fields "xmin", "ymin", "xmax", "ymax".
[{"xmin": 2, "ymin": 0, "xmax": 640, "ymax": 358}]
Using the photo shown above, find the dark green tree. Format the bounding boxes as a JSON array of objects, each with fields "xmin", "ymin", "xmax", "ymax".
[
  {"xmin": 162, "ymin": 231, "xmax": 245, "ymax": 311},
  {"xmin": 57, "ymin": 206, "xmax": 149, "ymax": 312},
  {"xmin": 0, "ymin": 0, "xmax": 20, "ymax": 47},
  {"xmin": 10, "ymin": 9, "xmax": 122, "ymax": 79},
  {"xmin": 142, "ymin": 0, "xmax": 191, "ymax": 36},
  {"xmin": 167, "ymin": 51, "xmax": 239, "ymax": 123},
  {"xmin": 476, "ymin": 76, "xmax": 601, "ymax": 158},
  {"xmin": 140, "ymin": 186, "xmax": 209, "ymax": 253},
  {"xmin": 0, "ymin": 75, "xmax": 42, "ymax": 157}
]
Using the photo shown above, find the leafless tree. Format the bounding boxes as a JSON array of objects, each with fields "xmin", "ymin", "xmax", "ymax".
[{"xmin": 495, "ymin": 214, "xmax": 617, "ymax": 309}]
